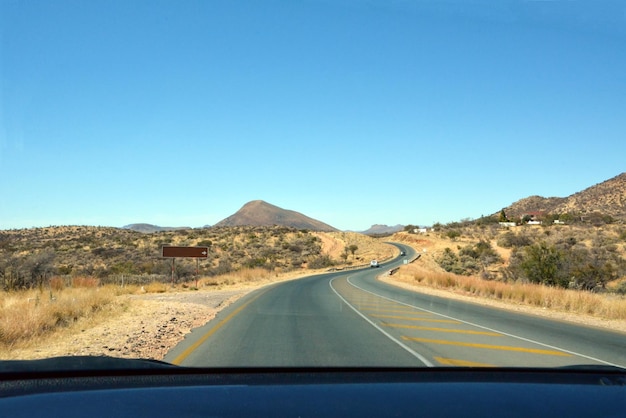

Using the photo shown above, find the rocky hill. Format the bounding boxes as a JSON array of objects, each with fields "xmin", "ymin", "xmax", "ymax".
[
  {"xmin": 361, "ymin": 224, "xmax": 404, "ymax": 236},
  {"xmin": 502, "ymin": 172, "xmax": 626, "ymax": 221},
  {"xmin": 214, "ymin": 200, "xmax": 338, "ymax": 232}
]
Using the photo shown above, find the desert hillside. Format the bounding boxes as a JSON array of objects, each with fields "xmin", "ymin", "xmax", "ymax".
[
  {"xmin": 502, "ymin": 172, "xmax": 626, "ymax": 221},
  {"xmin": 0, "ymin": 225, "xmax": 392, "ymax": 290}
]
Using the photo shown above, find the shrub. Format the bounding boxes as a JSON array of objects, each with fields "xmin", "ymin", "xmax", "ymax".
[
  {"xmin": 308, "ymin": 255, "xmax": 334, "ymax": 269},
  {"xmin": 445, "ymin": 230, "xmax": 461, "ymax": 240},
  {"xmin": 497, "ymin": 231, "xmax": 532, "ymax": 248},
  {"xmin": 519, "ymin": 242, "xmax": 568, "ymax": 287}
]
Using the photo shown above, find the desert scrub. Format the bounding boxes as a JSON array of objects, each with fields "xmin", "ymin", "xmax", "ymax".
[
  {"xmin": 394, "ymin": 264, "xmax": 626, "ymax": 321},
  {"xmin": 0, "ymin": 286, "xmax": 116, "ymax": 347}
]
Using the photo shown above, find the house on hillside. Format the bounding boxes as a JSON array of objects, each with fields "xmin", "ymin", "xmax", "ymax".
[{"xmin": 521, "ymin": 211, "xmax": 546, "ymax": 224}]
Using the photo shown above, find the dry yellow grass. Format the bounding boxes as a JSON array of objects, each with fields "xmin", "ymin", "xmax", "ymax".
[
  {"xmin": 0, "ymin": 287, "xmax": 117, "ymax": 347},
  {"xmin": 391, "ymin": 263, "xmax": 626, "ymax": 321}
]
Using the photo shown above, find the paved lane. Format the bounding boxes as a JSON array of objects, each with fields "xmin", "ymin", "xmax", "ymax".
[{"xmin": 165, "ymin": 271, "xmax": 425, "ymax": 367}]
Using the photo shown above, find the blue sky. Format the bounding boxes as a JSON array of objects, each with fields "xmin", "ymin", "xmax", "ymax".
[{"xmin": 1, "ymin": 0, "xmax": 625, "ymax": 231}]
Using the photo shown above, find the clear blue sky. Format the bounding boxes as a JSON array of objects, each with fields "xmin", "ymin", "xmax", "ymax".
[{"xmin": 1, "ymin": 0, "xmax": 625, "ymax": 231}]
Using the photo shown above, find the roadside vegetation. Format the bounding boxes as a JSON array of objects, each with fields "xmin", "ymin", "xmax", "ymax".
[
  {"xmin": 389, "ymin": 264, "xmax": 626, "ymax": 321},
  {"xmin": 0, "ymin": 279, "xmax": 121, "ymax": 348},
  {"xmin": 410, "ymin": 211, "xmax": 626, "ymax": 291},
  {"xmin": 390, "ymin": 213, "xmax": 626, "ymax": 322},
  {"xmin": 0, "ymin": 226, "xmax": 391, "ymax": 291}
]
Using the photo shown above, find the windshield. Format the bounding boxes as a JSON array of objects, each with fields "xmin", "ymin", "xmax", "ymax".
[{"xmin": 1, "ymin": 0, "xmax": 625, "ymax": 371}]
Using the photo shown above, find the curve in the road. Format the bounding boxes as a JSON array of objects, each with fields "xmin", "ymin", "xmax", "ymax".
[{"xmin": 165, "ymin": 243, "xmax": 626, "ymax": 369}]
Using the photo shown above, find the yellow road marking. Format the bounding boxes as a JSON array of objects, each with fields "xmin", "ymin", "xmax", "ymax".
[
  {"xmin": 383, "ymin": 324, "xmax": 502, "ymax": 336},
  {"xmin": 171, "ymin": 290, "xmax": 267, "ymax": 365},
  {"xmin": 435, "ymin": 357, "xmax": 495, "ymax": 367},
  {"xmin": 371, "ymin": 314, "xmax": 459, "ymax": 323},
  {"xmin": 403, "ymin": 337, "xmax": 572, "ymax": 357}
]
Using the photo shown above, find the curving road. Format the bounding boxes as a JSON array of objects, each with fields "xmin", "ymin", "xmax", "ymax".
[{"xmin": 164, "ymin": 245, "xmax": 626, "ymax": 368}]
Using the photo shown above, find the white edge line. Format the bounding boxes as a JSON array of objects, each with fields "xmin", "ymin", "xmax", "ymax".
[
  {"xmin": 347, "ymin": 276, "xmax": 626, "ymax": 369},
  {"xmin": 329, "ymin": 277, "xmax": 434, "ymax": 367}
]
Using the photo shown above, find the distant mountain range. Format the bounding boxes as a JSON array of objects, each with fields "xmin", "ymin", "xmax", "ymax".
[
  {"xmin": 122, "ymin": 223, "xmax": 191, "ymax": 233},
  {"xmin": 501, "ymin": 172, "xmax": 626, "ymax": 220},
  {"xmin": 122, "ymin": 173, "xmax": 626, "ymax": 234},
  {"xmin": 214, "ymin": 200, "xmax": 339, "ymax": 232}
]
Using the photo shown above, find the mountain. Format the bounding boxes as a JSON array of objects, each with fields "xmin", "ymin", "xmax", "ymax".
[
  {"xmin": 361, "ymin": 224, "xmax": 404, "ymax": 235},
  {"xmin": 213, "ymin": 200, "xmax": 338, "ymax": 231},
  {"xmin": 122, "ymin": 223, "xmax": 190, "ymax": 233},
  {"xmin": 501, "ymin": 173, "xmax": 626, "ymax": 220}
]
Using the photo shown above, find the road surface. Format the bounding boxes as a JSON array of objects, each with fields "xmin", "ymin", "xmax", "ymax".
[{"xmin": 165, "ymin": 245, "xmax": 626, "ymax": 368}]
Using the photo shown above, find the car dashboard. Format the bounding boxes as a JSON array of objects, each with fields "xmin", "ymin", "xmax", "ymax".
[{"xmin": 1, "ymin": 357, "xmax": 625, "ymax": 417}]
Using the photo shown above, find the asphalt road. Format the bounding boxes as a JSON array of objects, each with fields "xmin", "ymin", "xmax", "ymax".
[{"xmin": 165, "ymin": 245, "xmax": 626, "ymax": 368}]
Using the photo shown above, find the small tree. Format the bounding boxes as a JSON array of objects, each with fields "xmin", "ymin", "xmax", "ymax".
[
  {"xmin": 25, "ymin": 249, "xmax": 56, "ymax": 289},
  {"xmin": 348, "ymin": 245, "xmax": 358, "ymax": 259}
]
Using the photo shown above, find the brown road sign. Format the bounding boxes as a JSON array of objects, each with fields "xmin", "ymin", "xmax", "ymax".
[{"xmin": 161, "ymin": 246, "xmax": 209, "ymax": 258}]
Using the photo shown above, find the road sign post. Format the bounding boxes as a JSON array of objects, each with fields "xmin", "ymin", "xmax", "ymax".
[
  {"xmin": 161, "ymin": 246, "xmax": 209, "ymax": 258},
  {"xmin": 161, "ymin": 246, "xmax": 209, "ymax": 283}
]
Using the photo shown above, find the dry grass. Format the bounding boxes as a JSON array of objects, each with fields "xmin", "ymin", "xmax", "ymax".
[
  {"xmin": 0, "ymin": 286, "xmax": 117, "ymax": 347},
  {"xmin": 393, "ymin": 264, "xmax": 626, "ymax": 320},
  {"xmin": 143, "ymin": 282, "xmax": 168, "ymax": 293}
]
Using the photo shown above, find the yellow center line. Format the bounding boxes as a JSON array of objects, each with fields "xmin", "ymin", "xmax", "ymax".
[
  {"xmin": 371, "ymin": 314, "xmax": 459, "ymax": 323},
  {"xmin": 402, "ymin": 337, "xmax": 572, "ymax": 357},
  {"xmin": 383, "ymin": 323, "xmax": 502, "ymax": 336},
  {"xmin": 435, "ymin": 357, "xmax": 495, "ymax": 367},
  {"xmin": 171, "ymin": 289, "xmax": 268, "ymax": 365}
]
